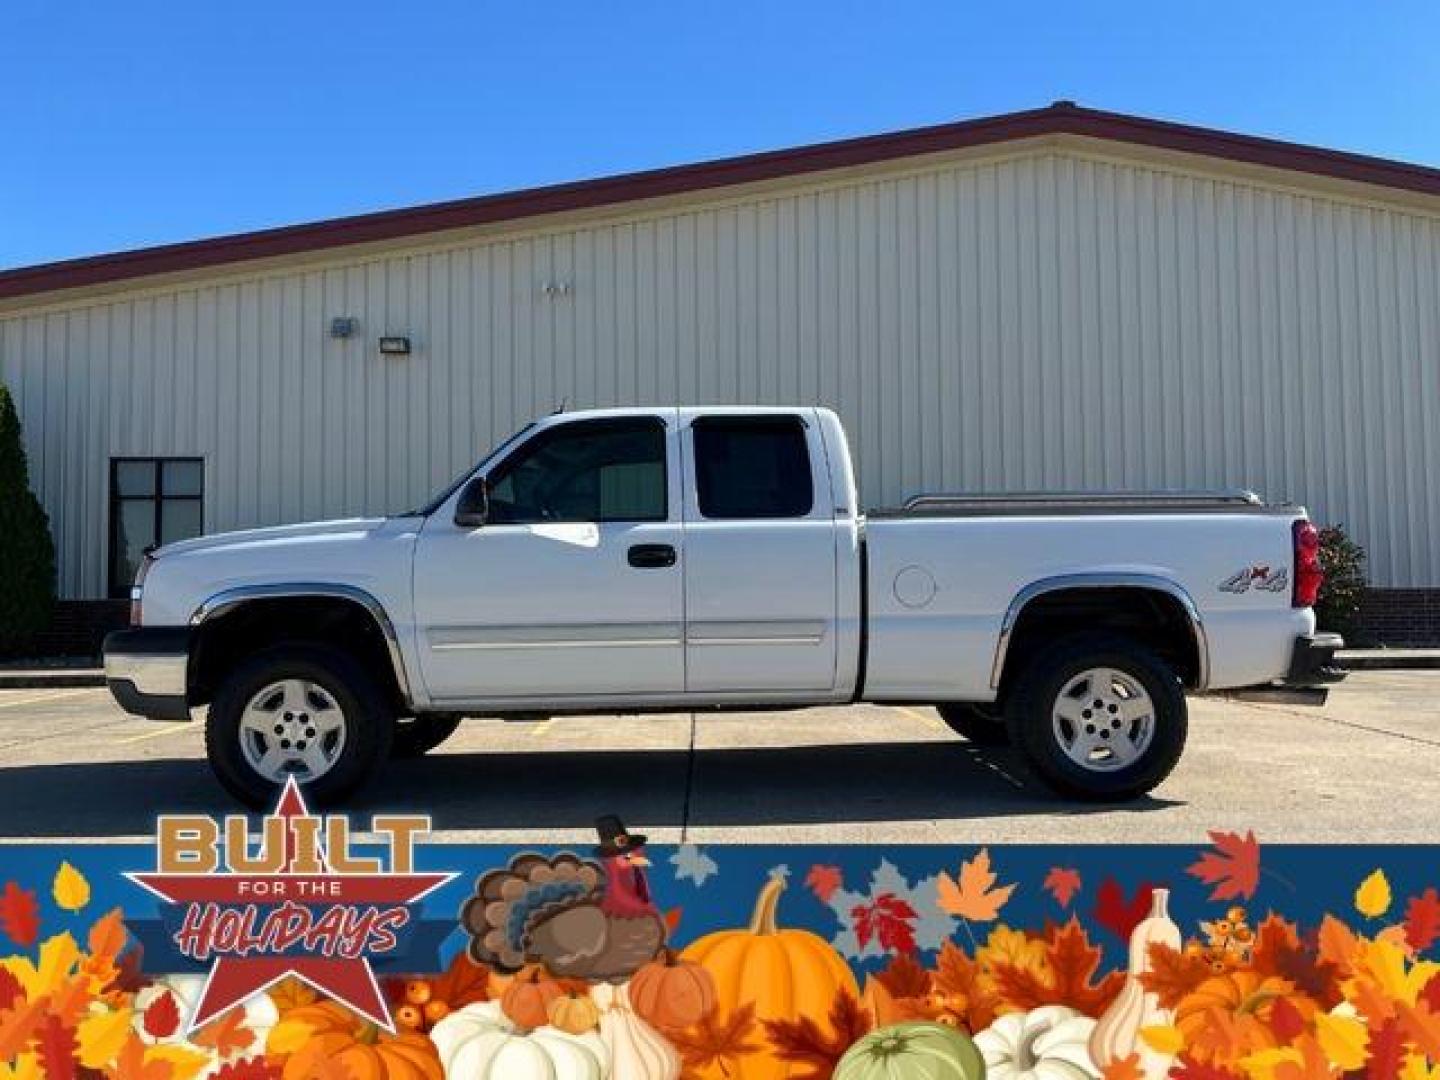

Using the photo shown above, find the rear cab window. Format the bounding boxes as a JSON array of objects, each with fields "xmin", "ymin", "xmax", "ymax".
[{"xmin": 692, "ymin": 415, "xmax": 814, "ymax": 519}]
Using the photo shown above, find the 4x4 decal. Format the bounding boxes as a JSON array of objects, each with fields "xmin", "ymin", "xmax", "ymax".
[{"xmin": 1219, "ymin": 565, "xmax": 1289, "ymax": 594}]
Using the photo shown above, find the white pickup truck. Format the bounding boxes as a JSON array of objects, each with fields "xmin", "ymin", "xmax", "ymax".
[{"xmin": 104, "ymin": 406, "xmax": 1343, "ymax": 807}]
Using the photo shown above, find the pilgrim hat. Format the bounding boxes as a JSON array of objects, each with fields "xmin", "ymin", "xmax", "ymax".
[{"xmin": 594, "ymin": 815, "xmax": 648, "ymax": 857}]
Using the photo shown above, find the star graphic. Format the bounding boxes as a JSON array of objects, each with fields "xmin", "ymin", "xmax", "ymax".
[{"xmin": 127, "ymin": 778, "xmax": 454, "ymax": 1032}]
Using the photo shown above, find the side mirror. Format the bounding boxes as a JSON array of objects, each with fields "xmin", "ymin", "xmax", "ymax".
[{"xmin": 454, "ymin": 476, "xmax": 489, "ymax": 528}]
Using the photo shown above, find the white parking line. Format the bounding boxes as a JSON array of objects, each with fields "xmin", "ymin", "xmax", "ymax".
[
  {"xmin": 0, "ymin": 688, "xmax": 93, "ymax": 709},
  {"xmin": 115, "ymin": 723, "xmax": 198, "ymax": 745}
]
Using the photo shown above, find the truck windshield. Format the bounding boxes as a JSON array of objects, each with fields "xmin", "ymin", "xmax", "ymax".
[{"xmin": 403, "ymin": 422, "xmax": 537, "ymax": 517}]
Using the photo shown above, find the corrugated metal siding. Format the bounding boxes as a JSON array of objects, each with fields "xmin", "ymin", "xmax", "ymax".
[{"xmin": 3, "ymin": 149, "xmax": 1439, "ymax": 598}]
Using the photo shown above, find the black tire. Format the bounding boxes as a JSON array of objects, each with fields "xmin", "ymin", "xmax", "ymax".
[
  {"xmin": 206, "ymin": 645, "xmax": 394, "ymax": 809},
  {"xmin": 1004, "ymin": 633, "xmax": 1187, "ymax": 801},
  {"xmin": 936, "ymin": 703, "xmax": 1010, "ymax": 745},
  {"xmin": 391, "ymin": 713, "xmax": 462, "ymax": 758}
]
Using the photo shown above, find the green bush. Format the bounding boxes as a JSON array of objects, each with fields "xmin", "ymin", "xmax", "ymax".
[
  {"xmin": 1314, "ymin": 524, "xmax": 1367, "ymax": 640},
  {"xmin": 0, "ymin": 384, "xmax": 57, "ymax": 654}
]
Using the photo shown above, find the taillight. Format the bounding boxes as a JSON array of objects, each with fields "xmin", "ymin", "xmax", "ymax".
[{"xmin": 1292, "ymin": 520, "xmax": 1323, "ymax": 608}]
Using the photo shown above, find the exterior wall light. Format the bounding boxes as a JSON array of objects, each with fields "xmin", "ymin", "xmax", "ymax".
[
  {"xmin": 329, "ymin": 317, "xmax": 358, "ymax": 338},
  {"xmin": 378, "ymin": 336, "xmax": 412, "ymax": 356}
]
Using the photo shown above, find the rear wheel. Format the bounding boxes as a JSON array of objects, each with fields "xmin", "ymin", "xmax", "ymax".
[
  {"xmin": 391, "ymin": 713, "xmax": 462, "ymax": 758},
  {"xmin": 936, "ymin": 703, "xmax": 1010, "ymax": 745},
  {"xmin": 1005, "ymin": 634, "xmax": 1186, "ymax": 801},
  {"xmin": 206, "ymin": 645, "xmax": 394, "ymax": 808}
]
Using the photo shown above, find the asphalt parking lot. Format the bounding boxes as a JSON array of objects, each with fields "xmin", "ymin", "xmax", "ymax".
[{"xmin": 0, "ymin": 671, "xmax": 1436, "ymax": 843}]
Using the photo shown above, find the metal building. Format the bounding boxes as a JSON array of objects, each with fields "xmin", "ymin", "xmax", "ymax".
[{"xmin": 1, "ymin": 103, "xmax": 1437, "ymax": 641}]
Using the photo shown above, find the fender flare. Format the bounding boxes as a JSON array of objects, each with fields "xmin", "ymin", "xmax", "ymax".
[
  {"xmin": 189, "ymin": 583, "xmax": 416, "ymax": 707},
  {"xmin": 989, "ymin": 572, "xmax": 1210, "ymax": 691}
]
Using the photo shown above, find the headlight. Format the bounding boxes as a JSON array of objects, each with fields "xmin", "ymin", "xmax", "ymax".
[{"xmin": 130, "ymin": 552, "xmax": 155, "ymax": 626}]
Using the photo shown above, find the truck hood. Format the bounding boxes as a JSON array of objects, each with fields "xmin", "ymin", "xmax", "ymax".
[{"xmin": 155, "ymin": 517, "xmax": 391, "ymax": 559}]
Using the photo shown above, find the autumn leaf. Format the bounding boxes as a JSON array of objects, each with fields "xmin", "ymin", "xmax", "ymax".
[
  {"xmin": 1314, "ymin": 1010, "xmax": 1369, "ymax": 1070},
  {"xmin": 1102, "ymin": 1053, "xmax": 1145, "ymax": 1080},
  {"xmin": 990, "ymin": 916, "xmax": 1124, "ymax": 1017},
  {"xmin": 103, "ymin": 948, "xmax": 150, "ymax": 998},
  {"xmin": 191, "ymin": 1010, "xmax": 255, "ymax": 1059},
  {"xmin": 1044, "ymin": 868, "xmax": 1083, "ymax": 908},
  {"xmin": 1357, "ymin": 871, "xmax": 1394, "ymax": 919},
  {"xmin": 35, "ymin": 1014, "xmax": 77, "ymax": 1080},
  {"xmin": 764, "ymin": 991, "xmax": 872, "ymax": 1080},
  {"xmin": 933, "ymin": 940, "xmax": 999, "ymax": 1031},
  {"xmin": 1172, "ymin": 1056, "xmax": 1246, "ymax": 1080},
  {"xmin": 87, "ymin": 911, "xmax": 127, "ymax": 966},
  {"xmin": 875, "ymin": 953, "xmax": 931, "ymax": 1000},
  {"xmin": 0, "ymin": 884, "xmax": 40, "ymax": 948},
  {"xmin": 77, "ymin": 1007, "xmax": 134, "ymax": 1069},
  {"xmin": 210, "ymin": 1060, "xmax": 283, "ymax": 1080},
  {"xmin": 1318, "ymin": 915, "xmax": 1361, "ymax": 972},
  {"xmin": 1405, "ymin": 890, "xmax": 1440, "ymax": 954},
  {"xmin": 852, "ymin": 893, "xmax": 919, "ymax": 955},
  {"xmin": 1267, "ymin": 996, "xmax": 1308, "ymax": 1042},
  {"xmin": 1396, "ymin": 1001, "xmax": 1440, "ymax": 1061},
  {"xmin": 266, "ymin": 977, "xmax": 318, "ymax": 1015},
  {"xmin": 144, "ymin": 1044, "xmax": 212, "ymax": 1080},
  {"xmin": 0, "ymin": 998, "xmax": 48, "ymax": 1061},
  {"xmin": 1094, "ymin": 879, "xmax": 1155, "ymax": 943},
  {"xmin": 806, "ymin": 865, "xmax": 844, "ymax": 904},
  {"xmin": 1140, "ymin": 1025, "xmax": 1185, "ymax": 1055},
  {"xmin": 142, "ymin": 992, "xmax": 182, "ymax": 1041},
  {"xmin": 1367, "ymin": 1018, "xmax": 1407, "ymax": 1080},
  {"xmin": 1250, "ymin": 914, "xmax": 1343, "ymax": 1006},
  {"xmin": 1140, "ymin": 943, "xmax": 1214, "ymax": 1009},
  {"xmin": 0, "ymin": 968, "xmax": 21, "ymax": 1012},
  {"xmin": 664, "ymin": 1003, "xmax": 763, "ymax": 1076},
  {"xmin": 936, "ymin": 848, "xmax": 1017, "ymax": 922},
  {"xmin": 1187, "ymin": 831, "xmax": 1261, "ymax": 902},
  {"xmin": 52, "ymin": 863, "xmax": 91, "ymax": 914}
]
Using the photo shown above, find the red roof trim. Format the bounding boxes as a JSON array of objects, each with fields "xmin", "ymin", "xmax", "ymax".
[{"xmin": 4, "ymin": 102, "xmax": 1439, "ymax": 303}]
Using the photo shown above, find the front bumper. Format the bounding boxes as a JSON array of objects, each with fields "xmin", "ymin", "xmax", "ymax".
[{"xmin": 103, "ymin": 627, "xmax": 193, "ymax": 721}]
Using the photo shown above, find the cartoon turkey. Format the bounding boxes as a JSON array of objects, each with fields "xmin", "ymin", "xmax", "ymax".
[{"xmin": 460, "ymin": 816, "xmax": 666, "ymax": 983}]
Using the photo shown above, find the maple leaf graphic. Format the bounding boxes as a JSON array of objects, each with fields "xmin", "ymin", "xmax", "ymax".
[
  {"xmin": 806, "ymin": 865, "xmax": 844, "ymax": 904},
  {"xmin": 1405, "ymin": 888, "xmax": 1440, "ymax": 954},
  {"xmin": 828, "ymin": 860, "xmax": 956, "ymax": 960},
  {"xmin": 1186, "ymin": 830, "xmax": 1262, "ymax": 901},
  {"xmin": 936, "ymin": 847, "xmax": 1017, "ymax": 922},
  {"xmin": 665, "ymin": 1002, "xmax": 763, "ymax": 1076},
  {"xmin": 852, "ymin": 893, "xmax": 920, "ymax": 955},
  {"xmin": 1094, "ymin": 878, "xmax": 1155, "ymax": 942},
  {"xmin": 1044, "ymin": 867, "xmax": 1083, "ymax": 908}
]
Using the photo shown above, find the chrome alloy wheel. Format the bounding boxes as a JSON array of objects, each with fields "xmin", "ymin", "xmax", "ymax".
[
  {"xmin": 238, "ymin": 679, "xmax": 347, "ymax": 783},
  {"xmin": 1050, "ymin": 666, "xmax": 1155, "ymax": 772}
]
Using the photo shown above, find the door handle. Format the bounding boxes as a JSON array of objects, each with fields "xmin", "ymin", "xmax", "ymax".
[{"xmin": 628, "ymin": 543, "xmax": 677, "ymax": 569}]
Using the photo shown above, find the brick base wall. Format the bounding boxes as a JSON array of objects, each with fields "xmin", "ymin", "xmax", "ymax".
[
  {"xmin": 1354, "ymin": 589, "xmax": 1440, "ymax": 647},
  {"xmin": 21, "ymin": 600, "xmax": 129, "ymax": 659}
]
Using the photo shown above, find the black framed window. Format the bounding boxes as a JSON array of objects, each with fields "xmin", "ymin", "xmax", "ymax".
[
  {"xmin": 485, "ymin": 417, "xmax": 668, "ymax": 525},
  {"xmin": 693, "ymin": 416, "xmax": 814, "ymax": 519},
  {"xmin": 109, "ymin": 458, "xmax": 204, "ymax": 597}
]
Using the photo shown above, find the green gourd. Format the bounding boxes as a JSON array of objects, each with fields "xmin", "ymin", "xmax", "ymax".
[{"xmin": 836, "ymin": 1022, "xmax": 986, "ymax": 1080}]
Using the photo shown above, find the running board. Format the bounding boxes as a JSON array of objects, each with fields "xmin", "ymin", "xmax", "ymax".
[{"xmin": 1214, "ymin": 687, "xmax": 1330, "ymax": 707}]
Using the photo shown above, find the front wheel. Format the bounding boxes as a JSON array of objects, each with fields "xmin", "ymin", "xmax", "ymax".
[
  {"xmin": 206, "ymin": 645, "xmax": 394, "ymax": 808},
  {"xmin": 1005, "ymin": 634, "xmax": 1187, "ymax": 801}
]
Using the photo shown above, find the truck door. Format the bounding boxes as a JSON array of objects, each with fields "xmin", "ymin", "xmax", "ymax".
[
  {"xmin": 681, "ymin": 411, "xmax": 839, "ymax": 693},
  {"xmin": 413, "ymin": 412, "xmax": 685, "ymax": 702}
]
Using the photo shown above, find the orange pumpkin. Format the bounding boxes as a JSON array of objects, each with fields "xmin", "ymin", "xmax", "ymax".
[
  {"xmin": 268, "ymin": 1000, "xmax": 442, "ymax": 1080},
  {"xmin": 501, "ymin": 967, "xmax": 565, "ymax": 1030},
  {"xmin": 1174, "ymin": 972, "xmax": 1297, "ymax": 1064},
  {"xmin": 629, "ymin": 951, "xmax": 717, "ymax": 1029},
  {"xmin": 681, "ymin": 873, "xmax": 860, "ymax": 1080}
]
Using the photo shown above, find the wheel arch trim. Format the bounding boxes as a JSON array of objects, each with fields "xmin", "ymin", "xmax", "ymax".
[
  {"xmin": 189, "ymin": 583, "xmax": 415, "ymax": 707},
  {"xmin": 989, "ymin": 573, "xmax": 1210, "ymax": 691}
]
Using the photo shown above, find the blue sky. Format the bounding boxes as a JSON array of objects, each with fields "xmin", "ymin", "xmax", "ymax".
[{"xmin": 3, "ymin": 0, "xmax": 1437, "ymax": 270}]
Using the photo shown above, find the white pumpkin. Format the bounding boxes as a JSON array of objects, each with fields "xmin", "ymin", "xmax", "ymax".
[
  {"xmin": 591, "ymin": 984, "xmax": 681, "ymax": 1080},
  {"xmin": 975, "ymin": 1005, "xmax": 1101, "ymax": 1080},
  {"xmin": 132, "ymin": 974, "xmax": 279, "ymax": 1077},
  {"xmin": 430, "ymin": 1001, "xmax": 610, "ymax": 1080}
]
